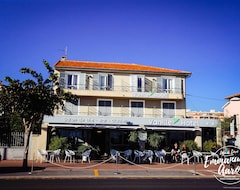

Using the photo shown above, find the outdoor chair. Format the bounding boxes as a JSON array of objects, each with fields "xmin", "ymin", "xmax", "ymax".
[
  {"xmin": 154, "ymin": 149, "xmax": 166, "ymax": 163},
  {"xmin": 180, "ymin": 152, "xmax": 190, "ymax": 165},
  {"xmin": 192, "ymin": 150, "xmax": 203, "ymax": 163},
  {"xmin": 143, "ymin": 150, "xmax": 154, "ymax": 164},
  {"xmin": 133, "ymin": 150, "xmax": 144, "ymax": 164},
  {"xmin": 64, "ymin": 149, "xmax": 75, "ymax": 163},
  {"xmin": 37, "ymin": 149, "xmax": 48, "ymax": 163},
  {"xmin": 49, "ymin": 149, "xmax": 61, "ymax": 163},
  {"xmin": 122, "ymin": 149, "xmax": 132, "ymax": 161},
  {"xmin": 81, "ymin": 149, "xmax": 91, "ymax": 163}
]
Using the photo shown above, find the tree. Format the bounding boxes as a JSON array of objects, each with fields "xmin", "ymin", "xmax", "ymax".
[{"xmin": 0, "ymin": 60, "xmax": 77, "ymax": 169}]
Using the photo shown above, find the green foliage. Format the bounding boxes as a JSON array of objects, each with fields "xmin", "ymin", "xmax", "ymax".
[
  {"xmin": 77, "ymin": 143, "xmax": 100, "ymax": 154},
  {"xmin": 48, "ymin": 136, "xmax": 69, "ymax": 151},
  {"xmin": 203, "ymin": 140, "xmax": 220, "ymax": 151},
  {"xmin": 221, "ymin": 117, "xmax": 231, "ymax": 132},
  {"xmin": 0, "ymin": 60, "xmax": 78, "ymax": 168},
  {"xmin": 8, "ymin": 112, "xmax": 24, "ymax": 132},
  {"xmin": 128, "ymin": 131, "xmax": 138, "ymax": 143},
  {"xmin": 180, "ymin": 140, "xmax": 199, "ymax": 151},
  {"xmin": 147, "ymin": 132, "xmax": 162, "ymax": 148}
]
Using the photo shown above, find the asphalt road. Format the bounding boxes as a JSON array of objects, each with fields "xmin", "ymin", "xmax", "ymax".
[{"xmin": 0, "ymin": 178, "xmax": 237, "ymax": 190}]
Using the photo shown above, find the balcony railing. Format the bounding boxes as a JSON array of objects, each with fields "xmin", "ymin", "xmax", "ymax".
[
  {"xmin": 63, "ymin": 83, "xmax": 183, "ymax": 94},
  {"xmin": 58, "ymin": 107, "xmax": 186, "ymax": 119}
]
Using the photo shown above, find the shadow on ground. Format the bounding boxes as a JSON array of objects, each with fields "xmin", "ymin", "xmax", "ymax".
[{"xmin": 0, "ymin": 167, "xmax": 45, "ymax": 173}]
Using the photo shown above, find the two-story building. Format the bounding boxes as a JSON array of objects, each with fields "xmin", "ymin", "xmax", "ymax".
[
  {"xmin": 30, "ymin": 57, "xmax": 220, "ymax": 159},
  {"xmin": 223, "ymin": 93, "xmax": 240, "ymax": 147}
]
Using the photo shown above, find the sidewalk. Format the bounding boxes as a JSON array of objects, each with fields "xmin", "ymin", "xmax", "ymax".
[{"xmin": 0, "ymin": 159, "xmax": 219, "ymax": 179}]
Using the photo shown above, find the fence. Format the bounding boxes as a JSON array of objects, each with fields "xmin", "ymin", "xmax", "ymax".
[{"xmin": 0, "ymin": 132, "xmax": 25, "ymax": 147}]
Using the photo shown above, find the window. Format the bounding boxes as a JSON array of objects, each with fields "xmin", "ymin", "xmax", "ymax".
[
  {"xmin": 162, "ymin": 78, "xmax": 173, "ymax": 93},
  {"xmin": 137, "ymin": 76, "xmax": 144, "ymax": 92},
  {"xmin": 98, "ymin": 99, "xmax": 112, "ymax": 116},
  {"xmin": 130, "ymin": 100, "xmax": 144, "ymax": 117},
  {"xmin": 99, "ymin": 74, "xmax": 113, "ymax": 90},
  {"xmin": 93, "ymin": 73, "xmax": 114, "ymax": 90},
  {"xmin": 131, "ymin": 75, "xmax": 145, "ymax": 92},
  {"xmin": 67, "ymin": 74, "xmax": 78, "ymax": 89},
  {"xmin": 162, "ymin": 102, "xmax": 175, "ymax": 118},
  {"xmin": 157, "ymin": 76, "xmax": 182, "ymax": 93},
  {"xmin": 59, "ymin": 72, "xmax": 86, "ymax": 89},
  {"xmin": 64, "ymin": 99, "xmax": 80, "ymax": 115}
]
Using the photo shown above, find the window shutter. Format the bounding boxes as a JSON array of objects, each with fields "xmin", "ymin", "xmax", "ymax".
[
  {"xmin": 156, "ymin": 77, "xmax": 162, "ymax": 92},
  {"xmin": 60, "ymin": 72, "xmax": 65, "ymax": 88},
  {"xmin": 79, "ymin": 73, "xmax": 86, "ymax": 90},
  {"xmin": 131, "ymin": 75, "xmax": 138, "ymax": 92},
  {"xmin": 175, "ymin": 77, "xmax": 181, "ymax": 93},
  {"xmin": 93, "ymin": 74, "xmax": 99, "ymax": 90},
  {"xmin": 145, "ymin": 78, "xmax": 152, "ymax": 92}
]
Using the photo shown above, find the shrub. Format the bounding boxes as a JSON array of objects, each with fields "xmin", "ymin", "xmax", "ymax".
[
  {"xmin": 203, "ymin": 140, "xmax": 220, "ymax": 152},
  {"xmin": 147, "ymin": 132, "xmax": 162, "ymax": 149},
  {"xmin": 48, "ymin": 137, "xmax": 69, "ymax": 152},
  {"xmin": 128, "ymin": 131, "xmax": 138, "ymax": 143},
  {"xmin": 180, "ymin": 140, "xmax": 199, "ymax": 151}
]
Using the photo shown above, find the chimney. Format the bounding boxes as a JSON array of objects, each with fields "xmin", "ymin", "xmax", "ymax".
[{"xmin": 61, "ymin": 56, "xmax": 66, "ymax": 61}]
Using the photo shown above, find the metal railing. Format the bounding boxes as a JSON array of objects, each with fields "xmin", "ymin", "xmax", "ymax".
[
  {"xmin": 64, "ymin": 83, "xmax": 183, "ymax": 94},
  {"xmin": 0, "ymin": 132, "xmax": 25, "ymax": 147}
]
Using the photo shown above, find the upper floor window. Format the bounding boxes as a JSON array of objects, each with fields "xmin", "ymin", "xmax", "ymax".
[
  {"xmin": 93, "ymin": 73, "xmax": 114, "ymax": 91},
  {"xmin": 162, "ymin": 102, "xmax": 175, "ymax": 118},
  {"xmin": 130, "ymin": 100, "xmax": 144, "ymax": 117},
  {"xmin": 162, "ymin": 78, "xmax": 173, "ymax": 93},
  {"xmin": 68, "ymin": 74, "xmax": 78, "ymax": 89},
  {"xmin": 98, "ymin": 99, "xmax": 112, "ymax": 116},
  {"xmin": 60, "ymin": 72, "xmax": 86, "ymax": 90},
  {"xmin": 131, "ymin": 75, "xmax": 145, "ymax": 92},
  {"xmin": 157, "ymin": 76, "xmax": 182, "ymax": 93}
]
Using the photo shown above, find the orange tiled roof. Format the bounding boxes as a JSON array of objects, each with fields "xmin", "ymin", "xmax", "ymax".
[
  {"xmin": 55, "ymin": 60, "xmax": 191, "ymax": 76},
  {"xmin": 225, "ymin": 93, "xmax": 240, "ymax": 99}
]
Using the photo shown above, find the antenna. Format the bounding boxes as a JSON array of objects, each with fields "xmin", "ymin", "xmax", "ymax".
[
  {"xmin": 58, "ymin": 46, "xmax": 68, "ymax": 57},
  {"xmin": 64, "ymin": 46, "xmax": 68, "ymax": 56}
]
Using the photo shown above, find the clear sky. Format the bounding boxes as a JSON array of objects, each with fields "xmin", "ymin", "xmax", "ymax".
[{"xmin": 0, "ymin": 0, "xmax": 240, "ymax": 112}]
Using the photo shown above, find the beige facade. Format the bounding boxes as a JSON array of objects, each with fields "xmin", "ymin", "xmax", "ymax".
[
  {"xmin": 223, "ymin": 94, "xmax": 240, "ymax": 147},
  {"xmin": 29, "ymin": 59, "xmax": 220, "ymax": 160}
]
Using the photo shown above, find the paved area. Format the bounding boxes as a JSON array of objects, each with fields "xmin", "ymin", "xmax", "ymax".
[{"xmin": 0, "ymin": 159, "xmax": 219, "ymax": 179}]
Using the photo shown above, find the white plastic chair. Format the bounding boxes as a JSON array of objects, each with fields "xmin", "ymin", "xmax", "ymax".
[
  {"xmin": 64, "ymin": 149, "xmax": 75, "ymax": 163},
  {"xmin": 144, "ymin": 150, "xmax": 154, "ymax": 164},
  {"xmin": 181, "ymin": 152, "xmax": 189, "ymax": 165},
  {"xmin": 81, "ymin": 149, "xmax": 91, "ymax": 163},
  {"xmin": 192, "ymin": 150, "xmax": 203, "ymax": 163},
  {"xmin": 49, "ymin": 149, "xmax": 61, "ymax": 163},
  {"xmin": 133, "ymin": 150, "xmax": 144, "ymax": 164},
  {"xmin": 154, "ymin": 149, "xmax": 166, "ymax": 163},
  {"xmin": 37, "ymin": 149, "xmax": 48, "ymax": 163},
  {"xmin": 122, "ymin": 149, "xmax": 132, "ymax": 161}
]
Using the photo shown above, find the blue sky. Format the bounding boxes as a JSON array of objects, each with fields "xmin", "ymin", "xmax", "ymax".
[{"xmin": 0, "ymin": 0, "xmax": 240, "ymax": 112}]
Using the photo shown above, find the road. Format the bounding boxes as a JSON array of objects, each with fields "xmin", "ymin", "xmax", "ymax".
[{"xmin": 1, "ymin": 178, "xmax": 238, "ymax": 190}]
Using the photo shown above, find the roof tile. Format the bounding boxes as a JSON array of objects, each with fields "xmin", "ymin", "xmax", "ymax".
[{"xmin": 55, "ymin": 60, "xmax": 191, "ymax": 75}]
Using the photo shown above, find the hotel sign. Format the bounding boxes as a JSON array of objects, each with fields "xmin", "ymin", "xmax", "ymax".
[{"xmin": 44, "ymin": 115, "xmax": 219, "ymax": 128}]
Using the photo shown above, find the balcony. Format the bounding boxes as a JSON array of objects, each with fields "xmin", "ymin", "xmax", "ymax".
[
  {"xmin": 63, "ymin": 84, "xmax": 184, "ymax": 100},
  {"xmin": 58, "ymin": 106, "xmax": 186, "ymax": 119}
]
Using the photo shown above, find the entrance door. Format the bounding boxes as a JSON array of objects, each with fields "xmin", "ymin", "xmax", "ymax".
[{"xmin": 92, "ymin": 129, "xmax": 106, "ymax": 157}]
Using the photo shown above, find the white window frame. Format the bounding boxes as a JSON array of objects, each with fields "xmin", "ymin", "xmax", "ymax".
[
  {"xmin": 162, "ymin": 77, "xmax": 174, "ymax": 93},
  {"xmin": 161, "ymin": 101, "xmax": 176, "ymax": 118},
  {"xmin": 99, "ymin": 73, "xmax": 114, "ymax": 90},
  {"xmin": 130, "ymin": 75, "xmax": 145, "ymax": 92},
  {"xmin": 129, "ymin": 100, "xmax": 145, "ymax": 117},
  {"xmin": 97, "ymin": 99, "xmax": 113, "ymax": 116}
]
